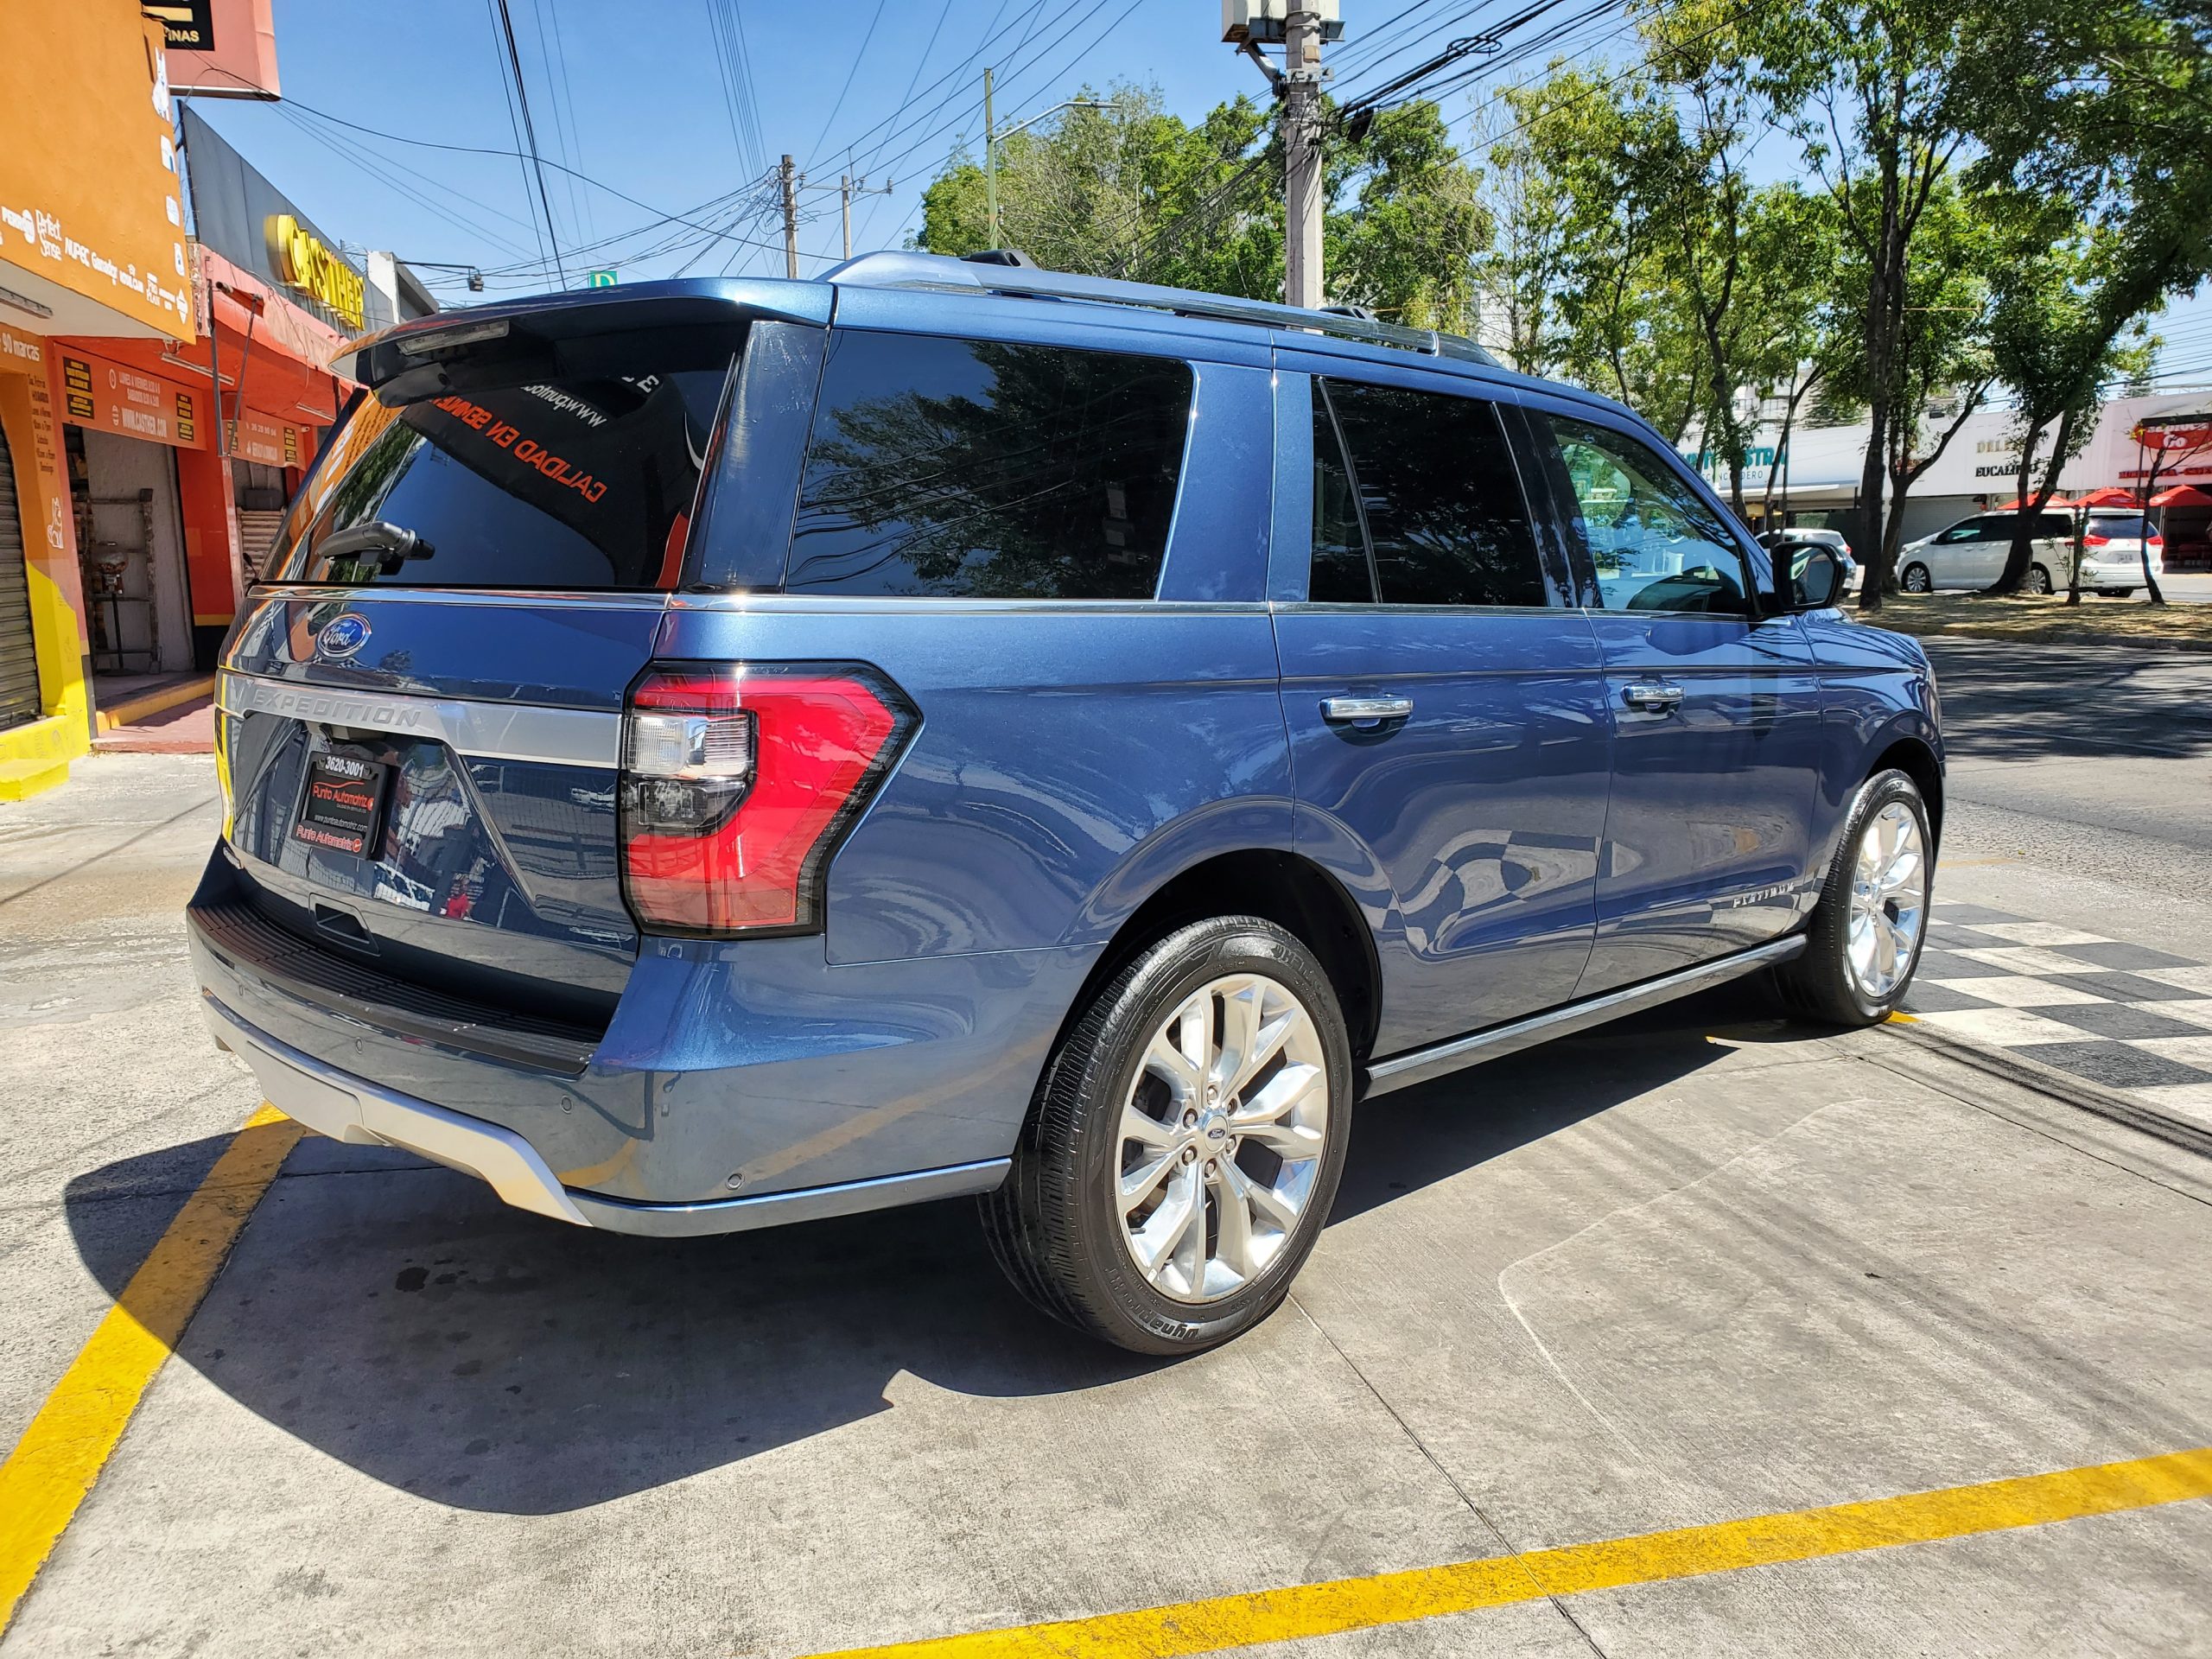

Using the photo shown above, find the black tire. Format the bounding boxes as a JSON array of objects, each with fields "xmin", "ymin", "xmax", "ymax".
[
  {"xmin": 980, "ymin": 916, "xmax": 1354, "ymax": 1355},
  {"xmin": 1777, "ymin": 769, "xmax": 1934, "ymax": 1027},
  {"xmin": 1901, "ymin": 563, "xmax": 1932, "ymax": 594},
  {"xmin": 2026, "ymin": 563, "xmax": 2054, "ymax": 595}
]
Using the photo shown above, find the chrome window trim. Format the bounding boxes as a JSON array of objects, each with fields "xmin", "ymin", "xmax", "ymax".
[
  {"xmin": 217, "ymin": 670, "xmax": 621, "ymax": 770},
  {"xmin": 246, "ymin": 585, "xmax": 675, "ymax": 612}
]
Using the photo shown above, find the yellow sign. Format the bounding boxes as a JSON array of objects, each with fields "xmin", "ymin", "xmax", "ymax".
[{"xmin": 266, "ymin": 213, "xmax": 364, "ymax": 329}]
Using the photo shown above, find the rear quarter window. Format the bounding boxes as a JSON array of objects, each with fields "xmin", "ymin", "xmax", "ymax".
[{"xmin": 784, "ymin": 331, "xmax": 1193, "ymax": 601}]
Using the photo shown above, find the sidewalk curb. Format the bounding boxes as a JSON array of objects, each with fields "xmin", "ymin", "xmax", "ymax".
[
  {"xmin": 1881, "ymin": 1019, "xmax": 2212, "ymax": 1160},
  {"xmin": 93, "ymin": 675, "xmax": 214, "ymax": 733}
]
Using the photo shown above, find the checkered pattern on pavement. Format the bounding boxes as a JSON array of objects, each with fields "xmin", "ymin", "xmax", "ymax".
[{"xmin": 1903, "ymin": 902, "xmax": 2212, "ymax": 1130}]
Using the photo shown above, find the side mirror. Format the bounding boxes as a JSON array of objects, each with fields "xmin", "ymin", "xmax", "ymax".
[{"xmin": 1782, "ymin": 545, "xmax": 1846, "ymax": 611}]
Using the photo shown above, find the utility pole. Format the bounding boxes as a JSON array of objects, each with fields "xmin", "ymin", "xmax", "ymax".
[
  {"xmin": 779, "ymin": 154, "xmax": 799, "ymax": 279},
  {"xmin": 1226, "ymin": 3, "xmax": 1338, "ymax": 308},
  {"xmin": 982, "ymin": 67, "xmax": 999, "ymax": 248},
  {"xmin": 1282, "ymin": 10, "xmax": 1324, "ymax": 308}
]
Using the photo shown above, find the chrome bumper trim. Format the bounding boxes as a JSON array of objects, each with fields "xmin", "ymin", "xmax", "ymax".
[
  {"xmin": 1363, "ymin": 933, "xmax": 1808, "ymax": 1098},
  {"xmin": 204, "ymin": 992, "xmax": 589, "ymax": 1224},
  {"xmin": 201, "ymin": 993, "xmax": 1011, "ymax": 1237}
]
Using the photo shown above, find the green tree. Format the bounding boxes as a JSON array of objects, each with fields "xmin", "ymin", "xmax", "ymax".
[
  {"xmin": 915, "ymin": 85, "xmax": 1487, "ymax": 325},
  {"xmin": 1980, "ymin": 202, "xmax": 2154, "ymax": 600},
  {"xmin": 1961, "ymin": 0, "xmax": 2212, "ymax": 605},
  {"xmin": 1745, "ymin": 0, "xmax": 1989, "ymax": 608}
]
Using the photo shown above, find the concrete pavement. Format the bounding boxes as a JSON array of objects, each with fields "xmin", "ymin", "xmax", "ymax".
[{"xmin": 3, "ymin": 693, "xmax": 2211, "ymax": 1654}]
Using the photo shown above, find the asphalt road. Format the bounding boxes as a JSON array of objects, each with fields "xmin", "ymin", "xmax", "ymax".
[{"xmin": 1921, "ymin": 635, "xmax": 2212, "ymax": 957}]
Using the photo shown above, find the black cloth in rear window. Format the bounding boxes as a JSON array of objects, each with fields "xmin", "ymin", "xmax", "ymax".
[
  {"xmin": 1318, "ymin": 378, "xmax": 1545, "ymax": 607},
  {"xmin": 267, "ymin": 361, "xmax": 730, "ymax": 589},
  {"xmin": 785, "ymin": 331, "xmax": 1192, "ymax": 600}
]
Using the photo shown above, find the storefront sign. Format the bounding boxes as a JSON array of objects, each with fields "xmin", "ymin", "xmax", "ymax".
[
  {"xmin": 149, "ymin": 0, "xmax": 282, "ymax": 99},
  {"xmin": 267, "ymin": 214, "xmax": 364, "ymax": 328},
  {"xmin": 229, "ymin": 407, "xmax": 302, "ymax": 469},
  {"xmin": 54, "ymin": 346, "xmax": 206, "ymax": 449},
  {"xmin": 181, "ymin": 106, "xmax": 361, "ymax": 335},
  {"xmin": 0, "ymin": 10, "xmax": 193, "ymax": 339}
]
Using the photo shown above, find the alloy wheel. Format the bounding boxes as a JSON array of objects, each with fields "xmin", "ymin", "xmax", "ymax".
[
  {"xmin": 1847, "ymin": 801, "xmax": 1927, "ymax": 1000},
  {"xmin": 1115, "ymin": 973, "xmax": 1329, "ymax": 1304}
]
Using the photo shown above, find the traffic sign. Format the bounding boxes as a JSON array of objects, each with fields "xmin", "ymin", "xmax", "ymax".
[{"xmin": 587, "ymin": 269, "xmax": 618, "ymax": 288}]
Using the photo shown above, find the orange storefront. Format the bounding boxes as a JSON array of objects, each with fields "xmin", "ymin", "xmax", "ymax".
[
  {"xmin": 54, "ymin": 242, "xmax": 352, "ymax": 673},
  {"xmin": 0, "ymin": 2, "xmax": 194, "ymax": 798}
]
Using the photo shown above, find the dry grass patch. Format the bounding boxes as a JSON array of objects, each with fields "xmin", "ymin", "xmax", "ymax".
[{"xmin": 1862, "ymin": 592, "xmax": 2212, "ymax": 652}]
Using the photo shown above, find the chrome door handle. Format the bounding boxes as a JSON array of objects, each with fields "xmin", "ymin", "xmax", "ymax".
[
  {"xmin": 1621, "ymin": 681, "xmax": 1684, "ymax": 713},
  {"xmin": 1320, "ymin": 695, "xmax": 1414, "ymax": 727}
]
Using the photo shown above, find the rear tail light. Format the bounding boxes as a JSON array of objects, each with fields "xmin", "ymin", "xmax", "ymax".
[
  {"xmin": 2083, "ymin": 531, "xmax": 2109, "ymax": 546},
  {"xmin": 619, "ymin": 663, "xmax": 917, "ymax": 936}
]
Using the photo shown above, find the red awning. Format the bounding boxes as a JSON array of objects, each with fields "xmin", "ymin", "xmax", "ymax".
[
  {"xmin": 2075, "ymin": 486, "xmax": 2140, "ymax": 508},
  {"xmin": 2150, "ymin": 484, "xmax": 2212, "ymax": 508}
]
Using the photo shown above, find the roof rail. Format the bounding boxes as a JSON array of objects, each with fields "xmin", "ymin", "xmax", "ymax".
[{"xmin": 823, "ymin": 250, "xmax": 1497, "ymax": 368}]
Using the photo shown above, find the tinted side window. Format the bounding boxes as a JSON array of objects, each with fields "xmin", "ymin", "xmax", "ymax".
[
  {"xmin": 2037, "ymin": 512, "xmax": 2074, "ymax": 538},
  {"xmin": 1544, "ymin": 415, "xmax": 1751, "ymax": 615},
  {"xmin": 1309, "ymin": 390, "xmax": 1371, "ymax": 602},
  {"xmin": 785, "ymin": 331, "xmax": 1192, "ymax": 600},
  {"xmin": 1315, "ymin": 379, "xmax": 1546, "ymax": 607}
]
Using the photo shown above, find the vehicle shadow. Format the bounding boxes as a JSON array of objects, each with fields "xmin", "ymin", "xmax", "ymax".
[{"xmin": 65, "ymin": 980, "xmax": 1817, "ymax": 1516}]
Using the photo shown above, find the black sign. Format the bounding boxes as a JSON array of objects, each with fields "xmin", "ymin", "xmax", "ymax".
[
  {"xmin": 293, "ymin": 751, "xmax": 389, "ymax": 859},
  {"xmin": 143, "ymin": 2, "xmax": 215, "ymax": 50}
]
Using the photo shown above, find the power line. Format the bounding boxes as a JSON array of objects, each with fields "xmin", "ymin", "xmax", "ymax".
[
  {"xmin": 807, "ymin": 0, "xmax": 892, "ymax": 166},
  {"xmin": 492, "ymin": 0, "xmax": 569, "ymax": 285}
]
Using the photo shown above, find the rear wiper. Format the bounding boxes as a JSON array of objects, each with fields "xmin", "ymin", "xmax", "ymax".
[{"xmin": 320, "ymin": 521, "xmax": 435, "ymax": 575}]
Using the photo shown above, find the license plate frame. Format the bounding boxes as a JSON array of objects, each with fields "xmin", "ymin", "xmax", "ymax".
[{"xmin": 291, "ymin": 748, "xmax": 391, "ymax": 859}]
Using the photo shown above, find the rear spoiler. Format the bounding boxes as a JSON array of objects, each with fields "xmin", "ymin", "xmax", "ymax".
[{"xmin": 333, "ymin": 278, "xmax": 832, "ymax": 393}]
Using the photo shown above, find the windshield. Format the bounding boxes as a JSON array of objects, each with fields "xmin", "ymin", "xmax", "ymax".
[
  {"xmin": 2088, "ymin": 514, "xmax": 2151, "ymax": 539},
  {"xmin": 266, "ymin": 351, "xmax": 733, "ymax": 590}
]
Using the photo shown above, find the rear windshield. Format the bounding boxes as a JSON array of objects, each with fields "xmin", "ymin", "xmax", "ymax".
[
  {"xmin": 266, "ymin": 349, "xmax": 732, "ymax": 590},
  {"xmin": 2088, "ymin": 514, "xmax": 2150, "ymax": 538}
]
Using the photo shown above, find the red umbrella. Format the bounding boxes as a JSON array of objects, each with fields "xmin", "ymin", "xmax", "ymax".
[
  {"xmin": 2075, "ymin": 486, "xmax": 2141, "ymax": 508},
  {"xmin": 2148, "ymin": 483, "xmax": 2212, "ymax": 507}
]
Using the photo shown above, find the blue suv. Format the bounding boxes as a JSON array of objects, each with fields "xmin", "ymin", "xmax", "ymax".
[{"xmin": 188, "ymin": 252, "xmax": 1942, "ymax": 1354}]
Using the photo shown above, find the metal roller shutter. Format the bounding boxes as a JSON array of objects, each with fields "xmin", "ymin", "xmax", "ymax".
[
  {"xmin": 0, "ymin": 421, "xmax": 44, "ymax": 733},
  {"xmin": 236, "ymin": 509, "xmax": 286, "ymax": 582}
]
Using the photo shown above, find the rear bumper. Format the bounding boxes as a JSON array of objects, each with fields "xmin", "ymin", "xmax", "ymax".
[
  {"xmin": 2078, "ymin": 555, "xmax": 2159, "ymax": 587},
  {"xmin": 188, "ymin": 842, "xmax": 1088, "ymax": 1221},
  {"xmin": 203, "ymin": 992, "xmax": 1010, "ymax": 1236}
]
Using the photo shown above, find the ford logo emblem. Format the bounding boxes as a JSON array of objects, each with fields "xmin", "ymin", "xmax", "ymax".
[{"xmin": 317, "ymin": 613, "xmax": 372, "ymax": 659}]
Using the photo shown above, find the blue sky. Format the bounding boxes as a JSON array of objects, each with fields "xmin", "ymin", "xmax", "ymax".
[{"xmin": 180, "ymin": 0, "xmax": 2209, "ymax": 378}]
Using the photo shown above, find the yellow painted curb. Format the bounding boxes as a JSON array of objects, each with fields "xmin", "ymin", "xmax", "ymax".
[
  {"xmin": 0, "ymin": 1104, "xmax": 301, "ymax": 1637},
  {"xmin": 93, "ymin": 674, "xmax": 214, "ymax": 733},
  {"xmin": 806, "ymin": 1446, "xmax": 2212, "ymax": 1657}
]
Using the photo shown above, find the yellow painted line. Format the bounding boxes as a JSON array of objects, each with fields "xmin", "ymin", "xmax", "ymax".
[
  {"xmin": 807, "ymin": 1446, "xmax": 2212, "ymax": 1658},
  {"xmin": 1887, "ymin": 1011, "xmax": 1921, "ymax": 1024},
  {"xmin": 93, "ymin": 674, "xmax": 214, "ymax": 733},
  {"xmin": 0, "ymin": 1104, "xmax": 302, "ymax": 1637}
]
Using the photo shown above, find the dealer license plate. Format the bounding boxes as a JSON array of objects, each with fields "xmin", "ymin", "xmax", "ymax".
[{"xmin": 292, "ymin": 751, "xmax": 391, "ymax": 859}]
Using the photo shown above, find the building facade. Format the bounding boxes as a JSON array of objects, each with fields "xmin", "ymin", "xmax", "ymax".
[
  {"xmin": 0, "ymin": 2, "xmax": 195, "ymax": 799},
  {"xmin": 0, "ymin": 4, "xmax": 435, "ymax": 800}
]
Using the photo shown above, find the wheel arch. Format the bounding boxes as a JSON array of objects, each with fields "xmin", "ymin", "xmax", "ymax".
[
  {"xmin": 1061, "ymin": 847, "xmax": 1383, "ymax": 1065},
  {"xmin": 1871, "ymin": 733, "xmax": 1944, "ymax": 854}
]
